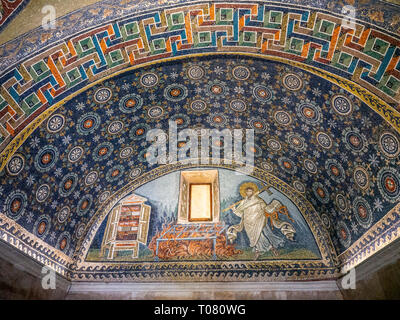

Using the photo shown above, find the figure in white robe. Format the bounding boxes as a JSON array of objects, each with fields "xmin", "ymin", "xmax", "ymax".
[{"xmin": 227, "ymin": 184, "xmax": 296, "ymax": 259}]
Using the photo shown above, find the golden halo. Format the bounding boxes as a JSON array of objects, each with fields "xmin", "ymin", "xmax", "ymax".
[{"xmin": 239, "ymin": 182, "xmax": 259, "ymax": 198}]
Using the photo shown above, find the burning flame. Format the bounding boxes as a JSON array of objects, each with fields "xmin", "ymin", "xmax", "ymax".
[{"xmin": 149, "ymin": 224, "xmax": 241, "ymax": 260}]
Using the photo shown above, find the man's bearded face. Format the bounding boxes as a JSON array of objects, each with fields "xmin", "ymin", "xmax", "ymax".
[{"xmin": 246, "ymin": 188, "xmax": 254, "ymax": 197}]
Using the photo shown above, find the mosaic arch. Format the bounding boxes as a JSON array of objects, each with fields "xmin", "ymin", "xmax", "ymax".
[{"xmin": 0, "ymin": 0, "xmax": 400, "ymax": 280}]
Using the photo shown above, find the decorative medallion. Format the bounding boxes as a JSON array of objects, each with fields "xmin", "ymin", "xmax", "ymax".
[
  {"xmin": 77, "ymin": 112, "xmax": 101, "ymax": 135},
  {"xmin": 6, "ymin": 153, "xmax": 25, "ymax": 176},
  {"xmin": 36, "ymin": 184, "xmax": 50, "ymax": 203},
  {"xmin": 190, "ymin": 100, "xmax": 207, "ymax": 112},
  {"xmin": 77, "ymin": 195, "xmax": 93, "ymax": 216},
  {"xmin": 119, "ymin": 93, "xmax": 143, "ymax": 113},
  {"xmin": 353, "ymin": 166, "xmax": 370, "ymax": 190},
  {"xmin": 93, "ymin": 142, "xmax": 114, "ymax": 161},
  {"xmin": 107, "ymin": 121, "xmax": 124, "ymax": 135},
  {"xmin": 229, "ymin": 99, "xmax": 247, "ymax": 112},
  {"xmin": 164, "ymin": 84, "xmax": 188, "ymax": 101},
  {"xmin": 34, "ymin": 145, "xmax": 59, "ymax": 172},
  {"xmin": 331, "ymin": 94, "xmax": 353, "ymax": 116},
  {"xmin": 252, "ymin": 85, "xmax": 273, "ymax": 103},
  {"xmin": 353, "ymin": 197, "xmax": 373, "ymax": 229},
  {"xmin": 377, "ymin": 167, "xmax": 400, "ymax": 203},
  {"xmin": 312, "ymin": 182, "xmax": 329, "ymax": 204},
  {"xmin": 59, "ymin": 173, "xmax": 78, "ymax": 197},
  {"xmin": 46, "ymin": 114, "xmax": 65, "ymax": 133},
  {"xmin": 274, "ymin": 110, "xmax": 292, "ymax": 126},
  {"xmin": 316, "ymin": 132, "xmax": 333, "ymax": 150},
  {"xmin": 94, "ymin": 87, "xmax": 112, "ymax": 104},
  {"xmin": 379, "ymin": 131, "xmax": 400, "ymax": 159},
  {"xmin": 232, "ymin": 65, "xmax": 251, "ymax": 80},
  {"xmin": 282, "ymin": 73, "xmax": 303, "ymax": 91},
  {"xmin": 4, "ymin": 190, "xmax": 27, "ymax": 221},
  {"xmin": 325, "ymin": 159, "xmax": 346, "ymax": 183},
  {"xmin": 140, "ymin": 72, "xmax": 159, "ymax": 87},
  {"xmin": 187, "ymin": 65, "xmax": 205, "ymax": 80},
  {"xmin": 68, "ymin": 146, "xmax": 84, "ymax": 163},
  {"xmin": 57, "ymin": 206, "xmax": 70, "ymax": 224}
]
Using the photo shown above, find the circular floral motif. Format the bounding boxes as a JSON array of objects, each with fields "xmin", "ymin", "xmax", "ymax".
[
  {"xmin": 47, "ymin": 114, "xmax": 65, "ymax": 133},
  {"xmin": 129, "ymin": 168, "xmax": 142, "ymax": 179},
  {"xmin": 99, "ymin": 191, "xmax": 111, "ymax": 203},
  {"xmin": 248, "ymin": 118, "xmax": 268, "ymax": 133},
  {"xmin": 379, "ymin": 131, "xmax": 400, "ymax": 158},
  {"xmin": 331, "ymin": 94, "xmax": 353, "ymax": 116},
  {"xmin": 206, "ymin": 81, "xmax": 228, "ymax": 97},
  {"xmin": 34, "ymin": 145, "xmax": 59, "ymax": 172},
  {"xmin": 59, "ymin": 173, "xmax": 78, "ymax": 197},
  {"xmin": 274, "ymin": 110, "xmax": 292, "ymax": 126},
  {"xmin": 336, "ymin": 193, "xmax": 349, "ymax": 213},
  {"xmin": 138, "ymin": 149, "xmax": 153, "ymax": 163},
  {"xmin": 94, "ymin": 87, "xmax": 112, "ymax": 104},
  {"xmin": 321, "ymin": 214, "xmax": 331, "ymax": 229},
  {"xmin": 140, "ymin": 72, "xmax": 159, "ymax": 87},
  {"xmin": 119, "ymin": 93, "xmax": 143, "ymax": 113},
  {"xmin": 267, "ymin": 139, "xmax": 281, "ymax": 151},
  {"xmin": 312, "ymin": 182, "xmax": 329, "ymax": 204},
  {"xmin": 93, "ymin": 142, "xmax": 114, "ymax": 161},
  {"xmin": 296, "ymin": 101, "xmax": 322, "ymax": 125},
  {"xmin": 187, "ymin": 65, "xmax": 205, "ymax": 80},
  {"xmin": 77, "ymin": 112, "xmax": 101, "ymax": 135},
  {"xmin": 75, "ymin": 222, "xmax": 86, "ymax": 240},
  {"xmin": 34, "ymin": 215, "xmax": 51, "ymax": 238},
  {"xmin": 106, "ymin": 165, "xmax": 125, "ymax": 182},
  {"xmin": 147, "ymin": 106, "xmax": 164, "ymax": 119},
  {"xmin": 190, "ymin": 100, "xmax": 207, "ymax": 112},
  {"xmin": 36, "ymin": 184, "xmax": 50, "ymax": 203},
  {"xmin": 57, "ymin": 206, "xmax": 70, "ymax": 224},
  {"xmin": 353, "ymin": 166, "xmax": 370, "ymax": 190},
  {"xmin": 232, "ymin": 65, "xmax": 251, "ymax": 80},
  {"xmin": 304, "ymin": 159, "xmax": 318, "ymax": 174},
  {"xmin": 4, "ymin": 190, "xmax": 27, "ymax": 221},
  {"xmin": 278, "ymin": 157, "xmax": 297, "ymax": 174},
  {"xmin": 57, "ymin": 232, "xmax": 71, "ymax": 252},
  {"xmin": 107, "ymin": 121, "xmax": 124, "ymax": 135},
  {"xmin": 377, "ymin": 167, "xmax": 400, "ymax": 203},
  {"xmin": 229, "ymin": 99, "xmax": 247, "ymax": 112},
  {"xmin": 129, "ymin": 123, "xmax": 150, "ymax": 140},
  {"xmin": 164, "ymin": 84, "xmax": 188, "ymax": 101},
  {"xmin": 353, "ymin": 197, "xmax": 373, "ymax": 229},
  {"xmin": 282, "ymin": 73, "xmax": 303, "ymax": 91},
  {"xmin": 293, "ymin": 180, "xmax": 306, "ymax": 193},
  {"xmin": 337, "ymin": 221, "xmax": 351, "ymax": 248},
  {"xmin": 286, "ymin": 133, "xmax": 306, "ymax": 152},
  {"xmin": 316, "ymin": 132, "xmax": 333, "ymax": 149},
  {"xmin": 207, "ymin": 113, "xmax": 227, "ymax": 128},
  {"xmin": 170, "ymin": 113, "xmax": 190, "ymax": 129},
  {"xmin": 325, "ymin": 159, "xmax": 346, "ymax": 183},
  {"xmin": 261, "ymin": 162, "xmax": 273, "ymax": 172},
  {"xmin": 6, "ymin": 153, "xmax": 25, "ymax": 176},
  {"xmin": 85, "ymin": 171, "xmax": 98, "ymax": 186},
  {"xmin": 244, "ymin": 143, "xmax": 262, "ymax": 157},
  {"xmin": 77, "ymin": 195, "xmax": 93, "ymax": 216},
  {"xmin": 343, "ymin": 128, "xmax": 368, "ymax": 155},
  {"xmin": 68, "ymin": 146, "xmax": 84, "ymax": 163},
  {"xmin": 252, "ymin": 85, "xmax": 273, "ymax": 103},
  {"xmin": 120, "ymin": 147, "xmax": 133, "ymax": 159}
]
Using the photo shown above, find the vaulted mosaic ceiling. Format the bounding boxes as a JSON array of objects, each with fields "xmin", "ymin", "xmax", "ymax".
[{"xmin": 0, "ymin": 0, "xmax": 400, "ymax": 281}]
